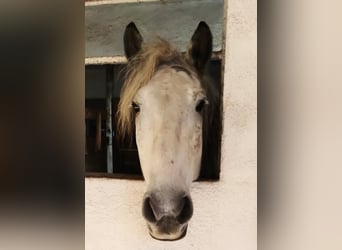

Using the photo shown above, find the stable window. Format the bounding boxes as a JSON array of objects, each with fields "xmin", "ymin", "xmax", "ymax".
[{"xmin": 85, "ymin": 0, "xmax": 224, "ymax": 180}]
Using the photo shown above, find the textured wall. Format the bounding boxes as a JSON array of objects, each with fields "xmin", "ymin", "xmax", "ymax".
[
  {"xmin": 85, "ymin": 0, "xmax": 223, "ymax": 58},
  {"xmin": 85, "ymin": 0, "xmax": 257, "ymax": 249}
]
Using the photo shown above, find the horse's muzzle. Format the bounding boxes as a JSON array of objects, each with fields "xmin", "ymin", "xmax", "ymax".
[{"xmin": 142, "ymin": 191, "xmax": 193, "ymax": 240}]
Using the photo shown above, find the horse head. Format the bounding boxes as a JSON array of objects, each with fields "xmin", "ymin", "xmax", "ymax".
[{"xmin": 118, "ymin": 21, "xmax": 213, "ymax": 240}]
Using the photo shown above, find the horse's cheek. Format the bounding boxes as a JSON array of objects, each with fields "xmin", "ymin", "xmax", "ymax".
[
  {"xmin": 190, "ymin": 132, "xmax": 202, "ymax": 181},
  {"xmin": 135, "ymin": 118, "xmax": 147, "ymax": 170},
  {"xmin": 135, "ymin": 119, "xmax": 142, "ymax": 146},
  {"xmin": 192, "ymin": 134, "xmax": 202, "ymax": 154},
  {"xmin": 192, "ymin": 122, "xmax": 202, "ymax": 154}
]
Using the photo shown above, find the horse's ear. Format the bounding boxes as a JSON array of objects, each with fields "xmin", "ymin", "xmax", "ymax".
[
  {"xmin": 187, "ymin": 21, "xmax": 213, "ymax": 73},
  {"xmin": 124, "ymin": 22, "xmax": 143, "ymax": 60}
]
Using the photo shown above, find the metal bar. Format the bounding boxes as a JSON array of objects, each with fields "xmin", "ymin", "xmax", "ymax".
[
  {"xmin": 106, "ymin": 65, "xmax": 114, "ymax": 173},
  {"xmin": 95, "ymin": 111, "xmax": 102, "ymax": 152}
]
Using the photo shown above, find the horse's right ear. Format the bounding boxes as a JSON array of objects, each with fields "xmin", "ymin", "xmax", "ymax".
[
  {"xmin": 124, "ymin": 22, "xmax": 143, "ymax": 60},
  {"xmin": 187, "ymin": 21, "xmax": 213, "ymax": 74}
]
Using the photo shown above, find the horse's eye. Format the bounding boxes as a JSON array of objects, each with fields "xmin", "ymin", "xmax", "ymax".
[
  {"xmin": 196, "ymin": 98, "xmax": 208, "ymax": 113},
  {"xmin": 131, "ymin": 102, "xmax": 140, "ymax": 113}
]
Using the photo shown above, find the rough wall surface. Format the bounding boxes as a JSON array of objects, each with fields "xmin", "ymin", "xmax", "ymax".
[
  {"xmin": 85, "ymin": 0, "xmax": 223, "ymax": 58},
  {"xmin": 85, "ymin": 0, "xmax": 257, "ymax": 249}
]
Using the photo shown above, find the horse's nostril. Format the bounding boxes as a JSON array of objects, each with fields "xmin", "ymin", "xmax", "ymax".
[
  {"xmin": 142, "ymin": 196, "xmax": 157, "ymax": 223},
  {"xmin": 177, "ymin": 196, "xmax": 193, "ymax": 224}
]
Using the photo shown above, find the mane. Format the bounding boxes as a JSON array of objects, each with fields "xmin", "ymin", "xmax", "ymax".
[{"xmin": 117, "ymin": 39, "xmax": 195, "ymax": 137}]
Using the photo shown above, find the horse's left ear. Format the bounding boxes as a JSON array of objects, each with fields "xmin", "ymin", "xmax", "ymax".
[
  {"xmin": 124, "ymin": 22, "xmax": 143, "ymax": 60},
  {"xmin": 187, "ymin": 21, "xmax": 213, "ymax": 73}
]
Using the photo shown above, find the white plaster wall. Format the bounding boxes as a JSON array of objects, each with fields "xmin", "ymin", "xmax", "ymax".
[{"xmin": 85, "ymin": 0, "xmax": 257, "ymax": 249}]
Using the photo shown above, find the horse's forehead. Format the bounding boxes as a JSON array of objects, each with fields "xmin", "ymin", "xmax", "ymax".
[{"xmin": 139, "ymin": 67, "xmax": 202, "ymax": 101}]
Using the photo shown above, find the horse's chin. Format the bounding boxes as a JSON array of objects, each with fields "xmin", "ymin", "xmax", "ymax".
[{"xmin": 147, "ymin": 223, "xmax": 188, "ymax": 241}]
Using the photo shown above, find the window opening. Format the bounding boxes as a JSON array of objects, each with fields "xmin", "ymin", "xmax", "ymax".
[{"xmin": 85, "ymin": 0, "xmax": 224, "ymax": 180}]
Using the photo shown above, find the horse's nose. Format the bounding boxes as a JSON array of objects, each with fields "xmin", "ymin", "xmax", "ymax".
[{"xmin": 142, "ymin": 192, "xmax": 193, "ymax": 224}]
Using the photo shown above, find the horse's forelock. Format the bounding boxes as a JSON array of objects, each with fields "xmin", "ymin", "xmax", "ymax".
[{"xmin": 116, "ymin": 39, "xmax": 214, "ymax": 138}]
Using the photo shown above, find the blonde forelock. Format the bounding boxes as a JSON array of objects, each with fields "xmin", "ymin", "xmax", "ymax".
[{"xmin": 116, "ymin": 39, "xmax": 188, "ymax": 137}]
